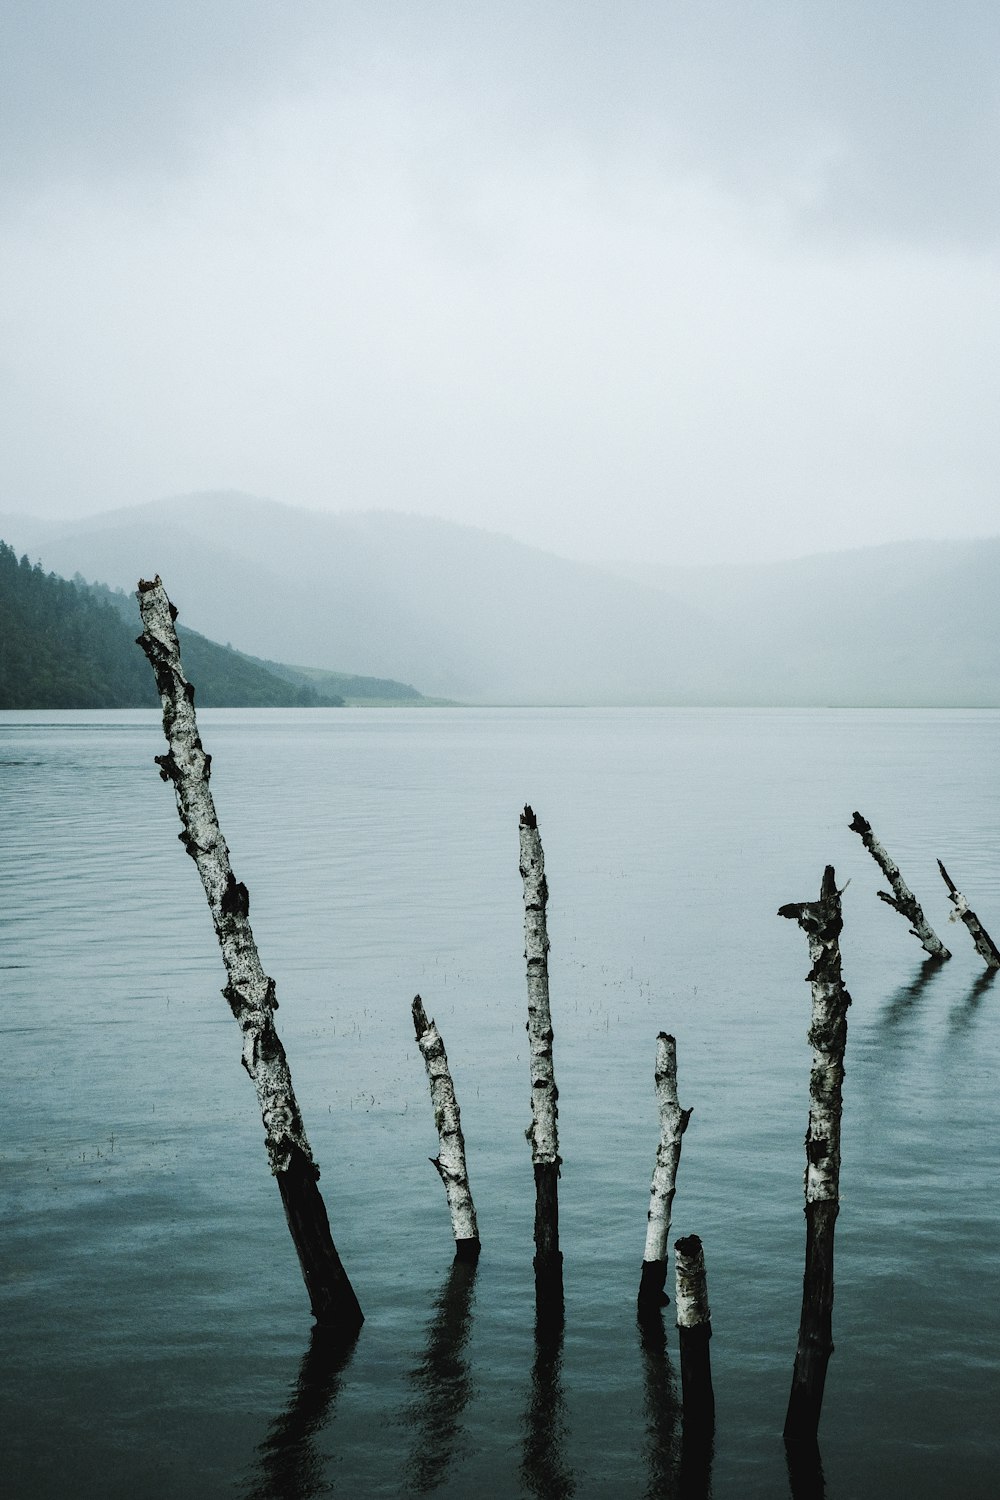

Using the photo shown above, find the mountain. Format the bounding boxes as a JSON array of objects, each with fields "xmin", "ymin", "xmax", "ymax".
[
  {"xmin": 0, "ymin": 542, "xmax": 342, "ymax": 708},
  {"xmin": 8, "ymin": 494, "xmax": 1000, "ymax": 705},
  {"xmin": 8, "ymin": 493, "xmax": 729, "ymax": 704}
]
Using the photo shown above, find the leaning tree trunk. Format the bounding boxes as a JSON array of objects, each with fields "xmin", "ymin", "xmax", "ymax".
[
  {"xmin": 779, "ymin": 865, "xmax": 852, "ymax": 1443},
  {"xmin": 137, "ymin": 575, "xmax": 363, "ymax": 1336},
  {"xmin": 937, "ymin": 860, "xmax": 1000, "ymax": 969},
  {"xmin": 519, "ymin": 805, "xmax": 562, "ymax": 1281},
  {"xmin": 849, "ymin": 811, "xmax": 950, "ymax": 959},
  {"xmin": 412, "ymin": 996, "xmax": 480, "ymax": 1260},
  {"xmin": 638, "ymin": 1032, "xmax": 692, "ymax": 1310}
]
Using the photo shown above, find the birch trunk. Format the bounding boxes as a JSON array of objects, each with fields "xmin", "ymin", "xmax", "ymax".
[
  {"xmin": 938, "ymin": 860, "xmax": 1000, "ymax": 969},
  {"xmin": 674, "ymin": 1234, "xmax": 714, "ymax": 1428},
  {"xmin": 639, "ymin": 1032, "xmax": 692, "ymax": 1309},
  {"xmin": 849, "ymin": 811, "xmax": 950, "ymax": 959},
  {"xmin": 136, "ymin": 575, "xmax": 363, "ymax": 1336},
  {"xmin": 779, "ymin": 866, "xmax": 852, "ymax": 1442},
  {"xmin": 519, "ymin": 805, "xmax": 562, "ymax": 1278},
  {"xmin": 412, "ymin": 995, "xmax": 480, "ymax": 1260}
]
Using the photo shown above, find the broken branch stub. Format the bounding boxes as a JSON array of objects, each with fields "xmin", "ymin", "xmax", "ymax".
[
  {"xmin": 519, "ymin": 804, "xmax": 562, "ymax": 1280},
  {"xmin": 937, "ymin": 860, "xmax": 1000, "ymax": 969},
  {"xmin": 412, "ymin": 995, "xmax": 480, "ymax": 1261},
  {"xmin": 779, "ymin": 865, "xmax": 852, "ymax": 1443},
  {"xmin": 848, "ymin": 811, "xmax": 950, "ymax": 960},
  {"xmin": 639, "ymin": 1032, "xmax": 692, "ymax": 1310},
  {"xmin": 136, "ymin": 575, "xmax": 363, "ymax": 1336}
]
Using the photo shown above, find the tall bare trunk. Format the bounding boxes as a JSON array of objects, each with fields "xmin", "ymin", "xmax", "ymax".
[
  {"xmin": 137, "ymin": 575, "xmax": 363, "ymax": 1336},
  {"xmin": 779, "ymin": 866, "xmax": 852, "ymax": 1442},
  {"xmin": 519, "ymin": 805, "xmax": 562, "ymax": 1280},
  {"xmin": 412, "ymin": 995, "xmax": 480, "ymax": 1259},
  {"xmin": 849, "ymin": 811, "xmax": 950, "ymax": 959}
]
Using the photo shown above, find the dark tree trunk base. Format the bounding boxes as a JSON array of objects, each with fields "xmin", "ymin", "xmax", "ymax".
[
  {"xmin": 533, "ymin": 1160, "xmax": 560, "ymax": 1268},
  {"xmin": 678, "ymin": 1323, "xmax": 715, "ymax": 1429},
  {"xmin": 277, "ymin": 1146, "xmax": 365, "ymax": 1337},
  {"xmin": 638, "ymin": 1258, "xmax": 669, "ymax": 1310},
  {"xmin": 784, "ymin": 1198, "xmax": 837, "ymax": 1442},
  {"xmin": 453, "ymin": 1237, "xmax": 481, "ymax": 1263}
]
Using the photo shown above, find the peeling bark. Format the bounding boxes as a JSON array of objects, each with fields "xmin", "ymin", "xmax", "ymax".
[
  {"xmin": 674, "ymin": 1234, "xmax": 714, "ymax": 1432},
  {"xmin": 519, "ymin": 805, "xmax": 562, "ymax": 1278},
  {"xmin": 938, "ymin": 860, "xmax": 1000, "ymax": 969},
  {"xmin": 412, "ymin": 996, "xmax": 480, "ymax": 1260},
  {"xmin": 779, "ymin": 865, "xmax": 852, "ymax": 1442},
  {"xmin": 849, "ymin": 811, "xmax": 950, "ymax": 960},
  {"xmin": 136, "ymin": 576, "xmax": 363, "ymax": 1335},
  {"xmin": 639, "ymin": 1032, "xmax": 692, "ymax": 1309}
]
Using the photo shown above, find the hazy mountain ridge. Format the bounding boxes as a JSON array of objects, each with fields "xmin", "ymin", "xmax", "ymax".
[
  {"xmin": 9, "ymin": 494, "xmax": 1000, "ymax": 705},
  {"xmin": 0, "ymin": 540, "xmax": 343, "ymax": 709}
]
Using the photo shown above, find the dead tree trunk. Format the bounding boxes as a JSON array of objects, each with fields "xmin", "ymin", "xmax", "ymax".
[
  {"xmin": 849, "ymin": 811, "xmax": 950, "ymax": 959},
  {"xmin": 136, "ymin": 575, "xmax": 363, "ymax": 1337},
  {"xmin": 519, "ymin": 805, "xmax": 562, "ymax": 1282},
  {"xmin": 638, "ymin": 1033, "xmax": 692, "ymax": 1311},
  {"xmin": 779, "ymin": 865, "xmax": 852, "ymax": 1443},
  {"xmin": 412, "ymin": 996, "xmax": 480, "ymax": 1261},
  {"xmin": 938, "ymin": 860, "xmax": 1000, "ymax": 968},
  {"xmin": 674, "ymin": 1234, "xmax": 714, "ymax": 1428}
]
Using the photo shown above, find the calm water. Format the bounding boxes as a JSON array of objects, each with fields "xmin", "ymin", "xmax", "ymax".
[{"xmin": 2, "ymin": 707, "xmax": 998, "ymax": 1499}]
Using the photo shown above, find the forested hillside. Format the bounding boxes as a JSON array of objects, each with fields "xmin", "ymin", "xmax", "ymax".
[{"xmin": 0, "ymin": 542, "xmax": 342, "ymax": 708}]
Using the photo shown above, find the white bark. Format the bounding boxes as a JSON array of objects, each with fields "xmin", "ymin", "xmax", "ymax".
[
  {"xmin": 412, "ymin": 995, "xmax": 479, "ymax": 1248},
  {"xmin": 674, "ymin": 1235, "xmax": 711, "ymax": 1331},
  {"xmin": 642, "ymin": 1033, "xmax": 692, "ymax": 1264},
  {"xmin": 938, "ymin": 860, "xmax": 1000, "ymax": 968},
  {"xmin": 519, "ymin": 807, "xmax": 560, "ymax": 1168},
  {"xmin": 136, "ymin": 576, "xmax": 314, "ymax": 1176},
  {"xmin": 779, "ymin": 866, "xmax": 852, "ymax": 1206},
  {"xmin": 849, "ymin": 811, "xmax": 950, "ymax": 959}
]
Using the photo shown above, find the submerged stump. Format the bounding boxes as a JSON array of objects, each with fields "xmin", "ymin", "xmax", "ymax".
[
  {"xmin": 519, "ymin": 805, "xmax": 562, "ymax": 1285},
  {"xmin": 137, "ymin": 575, "xmax": 363, "ymax": 1336},
  {"xmin": 938, "ymin": 860, "xmax": 1000, "ymax": 969},
  {"xmin": 779, "ymin": 865, "xmax": 852, "ymax": 1443},
  {"xmin": 638, "ymin": 1032, "xmax": 692, "ymax": 1311},
  {"xmin": 412, "ymin": 995, "xmax": 480, "ymax": 1261},
  {"xmin": 849, "ymin": 811, "xmax": 950, "ymax": 960}
]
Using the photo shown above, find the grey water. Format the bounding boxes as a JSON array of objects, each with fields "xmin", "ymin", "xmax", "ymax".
[{"xmin": 2, "ymin": 707, "xmax": 998, "ymax": 1499}]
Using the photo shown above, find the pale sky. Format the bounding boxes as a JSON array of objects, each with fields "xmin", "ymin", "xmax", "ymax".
[{"xmin": 2, "ymin": 1, "xmax": 1000, "ymax": 566}]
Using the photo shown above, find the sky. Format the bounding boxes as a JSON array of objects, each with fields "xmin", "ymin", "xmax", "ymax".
[{"xmin": 2, "ymin": 0, "xmax": 1000, "ymax": 567}]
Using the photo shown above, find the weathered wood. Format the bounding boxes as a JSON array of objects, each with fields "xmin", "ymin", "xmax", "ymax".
[
  {"xmin": 779, "ymin": 866, "xmax": 852, "ymax": 1442},
  {"xmin": 674, "ymin": 1234, "xmax": 714, "ymax": 1429},
  {"xmin": 938, "ymin": 859, "xmax": 1000, "ymax": 969},
  {"xmin": 639, "ymin": 1032, "xmax": 692, "ymax": 1309},
  {"xmin": 849, "ymin": 811, "xmax": 950, "ymax": 959},
  {"xmin": 412, "ymin": 995, "xmax": 480, "ymax": 1260},
  {"xmin": 136, "ymin": 575, "xmax": 363, "ymax": 1336},
  {"xmin": 519, "ymin": 805, "xmax": 562, "ymax": 1279}
]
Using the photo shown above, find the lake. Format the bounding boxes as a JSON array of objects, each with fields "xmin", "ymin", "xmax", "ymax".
[{"xmin": 2, "ymin": 707, "xmax": 998, "ymax": 1498}]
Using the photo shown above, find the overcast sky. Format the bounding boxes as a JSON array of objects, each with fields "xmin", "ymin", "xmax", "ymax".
[{"xmin": 2, "ymin": 1, "xmax": 999, "ymax": 566}]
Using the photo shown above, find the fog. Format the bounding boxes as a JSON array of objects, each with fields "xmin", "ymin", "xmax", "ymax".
[{"xmin": 2, "ymin": 2, "xmax": 999, "ymax": 565}]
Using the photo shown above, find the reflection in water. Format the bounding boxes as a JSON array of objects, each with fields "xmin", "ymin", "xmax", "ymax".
[
  {"xmin": 948, "ymin": 967, "xmax": 998, "ymax": 1034},
  {"xmin": 245, "ymin": 1327, "xmax": 359, "ymax": 1500},
  {"xmin": 785, "ymin": 1436, "xmax": 827, "ymax": 1500},
  {"xmin": 404, "ymin": 1256, "xmax": 479, "ymax": 1493},
  {"xmin": 637, "ymin": 1312, "xmax": 680, "ymax": 1499},
  {"xmin": 877, "ymin": 959, "xmax": 945, "ymax": 1029},
  {"xmin": 521, "ymin": 1283, "xmax": 575, "ymax": 1499}
]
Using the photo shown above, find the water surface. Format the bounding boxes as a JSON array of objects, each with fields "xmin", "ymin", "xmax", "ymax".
[{"xmin": 2, "ymin": 708, "xmax": 998, "ymax": 1497}]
